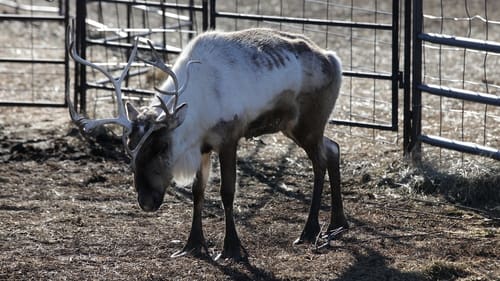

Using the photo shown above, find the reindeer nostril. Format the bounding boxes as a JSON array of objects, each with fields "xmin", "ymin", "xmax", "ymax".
[
  {"xmin": 140, "ymin": 202, "xmax": 157, "ymax": 212},
  {"xmin": 138, "ymin": 190, "xmax": 163, "ymax": 212}
]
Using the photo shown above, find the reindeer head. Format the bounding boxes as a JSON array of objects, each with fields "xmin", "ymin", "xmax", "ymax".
[
  {"xmin": 66, "ymin": 23, "xmax": 196, "ymax": 212},
  {"xmin": 123, "ymin": 98, "xmax": 188, "ymax": 212}
]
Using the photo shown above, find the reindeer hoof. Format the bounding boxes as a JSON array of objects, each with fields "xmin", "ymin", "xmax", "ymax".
[
  {"xmin": 293, "ymin": 237, "xmax": 305, "ymax": 245},
  {"xmin": 293, "ymin": 229, "xmax": 320, "ymax": 245},
  {"xmin": 171, "ymin": 243, "xmax": 210, "ymax": 259},
  {"xmin": 214, "ymin": 246, "xmax": 248, "ymax": 263}
]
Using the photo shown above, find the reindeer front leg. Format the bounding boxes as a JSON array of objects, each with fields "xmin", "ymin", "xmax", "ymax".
[
  {"xmin": 216, "ymin": 141, "xmax": 248, "ymax": 262},
  {"xmin": 171, "ymin": 153, "xmax": 211, "ymax": 258}
]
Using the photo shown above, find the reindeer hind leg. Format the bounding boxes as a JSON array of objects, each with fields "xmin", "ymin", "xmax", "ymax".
[
  {"xmin": 284, "ymin": 119, "xmax": 328, "ymax": 244},
  {"xmin": 324, "ymin": 137, "xmax": 348, "ymax": 231}
]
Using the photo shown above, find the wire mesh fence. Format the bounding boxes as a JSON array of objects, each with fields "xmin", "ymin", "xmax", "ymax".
[
  {"xmin": 0, "ymin": 0, "xmax": 68, "ymax": 107},
  {"xmin": 0, "ymin": 0, "xmax": 498, "ymax": 164},
  {"xmin": 412, "ymin": 0, "xmax": 500, "ymax": 161},
  {"xmin": 75, "ymin": 0, "xmax": 206, "ymax": 120}
]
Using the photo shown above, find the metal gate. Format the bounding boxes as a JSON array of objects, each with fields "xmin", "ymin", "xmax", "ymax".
[
  {"xmin": 0, "ymin": 0, "xmax": 69, "ymax": 107},
  {"xmin": 408, "ymin": 0, "xmax": 500, "ymax": 160}
]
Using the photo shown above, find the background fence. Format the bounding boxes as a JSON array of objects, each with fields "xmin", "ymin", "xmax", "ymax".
[
  {"xmin": 0, "ymin": 0, "xmax": 498, "ymax": 163},
  {"xmin": 0, "ymin": 0, "xmax": 69, "ymax": 107},
  {"xmin": 411, "ymin": 0, "xmax": 500, "ymax": 161},
  {"xmin": 73, "ymin": 0, "xmax": 208, "ymax": 118}
]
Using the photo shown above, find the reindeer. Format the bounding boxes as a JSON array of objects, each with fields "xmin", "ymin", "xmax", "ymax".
[{"xmin": 67, "ymin": 26, "xmax": 348, "ymax": 261}]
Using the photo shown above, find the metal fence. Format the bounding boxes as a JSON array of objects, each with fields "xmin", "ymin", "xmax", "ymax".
[
  {"xmin": 73, "ymin": 0, "xmax": 208, "ymax": 117},
  {"xmin": 0, "ymin": 0, "xmax": 69, "ymax": 107},
  {"xmin": 409, "ymin": 0, "xmax": 500, "ymax": 160},
  {"xmin": 0, "ymin": 0, "xmax": 498, "ymax": 162}
]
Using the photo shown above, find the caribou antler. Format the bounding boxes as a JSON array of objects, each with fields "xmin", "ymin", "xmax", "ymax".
[
  {"xmin": 66, "ymin": 20, "xmax": 198, "ymax": 167},
  {"xmin": 65, "ymin": 20, "xmax": 136, "ymax": 135},
  {"xmin": 138, "ymin": 39, "xmax": 200, "ymax": 114}
]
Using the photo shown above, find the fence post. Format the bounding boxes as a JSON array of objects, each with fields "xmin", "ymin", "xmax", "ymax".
[
  {"xmin": 411, "ymin": 0, "xmax": 423, "ymax": 160},
  {"xmin": 202, "ymin": 0, "xmax": 208, "ymax": 31},
  {"xmin": 403, "ymin": 0, "xmax": 412, "ymax": 156},
  {"xmin": 209, "ymin": 0, "xmax": 216, "ymax": 29},
  {"xmin": 75, "ymin": 0, "xmax": 87, "ymax": 114},
  {"xmin": 391, "ymin": 0, "xmax": 400, "ymax": 131},
  {"xmin": 64, "ymin": 0, "xmax": 70, "ymax": 107}
]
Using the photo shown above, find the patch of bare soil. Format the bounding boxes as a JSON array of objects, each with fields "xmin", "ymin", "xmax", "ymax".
[{"xmin": 0, "ymin": 107, "xmax": 498, "ymax": 280}]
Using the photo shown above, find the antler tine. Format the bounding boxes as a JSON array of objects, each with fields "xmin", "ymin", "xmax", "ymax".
[
  {"xmin": 152, "ymin": 59, "xmax": 201, "ymax": 95},
  {"xmin": 155, "ymin": 95, "xmax": 173, "ymax": 116},
  {"xmin": 115, "ymin": 37, "xmax": 140, "ymax": 119},
  {"xmin": 138, "ymin": 39, "xmax": 179, "ymax": 95},
  {"xmin": 177, "ymin": 60, "xmax": 201, "ymax": 93},
  {"xmin": 66, "ymin": 20, "xmax": 132, "ymax": 133}
]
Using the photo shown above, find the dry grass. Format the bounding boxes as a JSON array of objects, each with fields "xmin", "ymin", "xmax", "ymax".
[{"xmin": 0, "ymin": 107, "xmax": 498, "ymax": 280}]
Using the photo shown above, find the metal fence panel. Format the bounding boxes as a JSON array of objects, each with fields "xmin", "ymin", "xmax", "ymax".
[
  {"xmin": 409, "ymin": 0, "xmax": 500, "ymax": 160},
  {"xmin": 73, "ymin": 0, "xmax": 208, "ymax": 117},
  {"xmin": 0, "ymin": 0, "xmax": 69, "ymax": 107}
]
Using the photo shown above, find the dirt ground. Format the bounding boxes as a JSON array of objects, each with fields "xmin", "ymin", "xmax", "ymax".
[
  {"xmin": 0, "ymin": 107, "xmax": 498, "ymax": 281},
  {"xmin": 0, "ymin": 0, "xmax": 499, "ymax": 279}
]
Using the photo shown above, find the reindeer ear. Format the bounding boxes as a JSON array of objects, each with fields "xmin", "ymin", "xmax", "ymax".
[
  {"xmin": 169, "ymin": 103, "xmax": 188, "ymax": 129},
  {"xmin": 126, "ymin": 102, "xmax": 139, "ymax": 121}
]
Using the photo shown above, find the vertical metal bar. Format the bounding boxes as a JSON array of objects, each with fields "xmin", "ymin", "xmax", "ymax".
[
  {"xmin": 64, "ymin": 0, "xmax": 70, "ymax": 107},
  {"xmin": 161, "ymin": 0, "xmax": 167, "ymax": 55},
  {"xmin": 75, "ymin": 0, "xmax": 87, "ymax": 114},
  {"xmin": 202, "ymin": 0, "xmax": 208, "ymax": 31},
  {"xmin": 125, "ymin": 2, "xmax": 132, "ymax": 88},
  {"xmin": 391, "ymin": 0, "xmax": 399, "ymax": 131},
  {"xmin": 411, "ymin": 0, "xmax": 423, "ymax": 159},
  {"xmin": 209, "ymin": 0, "xmax": 216, "ymax": 29},
  {"xmin": 403, "ymin": 0, "xmax": 412, "ymax": 155},
  {"xmin": 188, "ymin": 0, "xmax": 195, "ymax": 40},
  {"xmin": 59, "ymin": 0, "xmax": 63, "ymax": 17}
]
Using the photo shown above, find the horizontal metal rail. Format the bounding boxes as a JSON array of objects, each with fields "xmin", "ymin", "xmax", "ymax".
[
  {"xmin": 86, "ymin": 83, "xmax": 156, "ymax": 96},
  {"xmin": 343, "ymin": 70, "xmax": 393, "ymax": 80},
  {"xmin": 418, "ymin": 84, "xmax": 500, "ymax": 106},
  {"xmin": 85, "ymin": 18, "xmax": 194, "ymax": 42},
  {"xmin": 329, "ymin": 119, "xmax": 395, "ymax": 131},
  {"xmin": 132, "ymin": 4, "xmax": 191, "ymax": 21},
  {"xmin": 86, "ymin": 39, "xmax": 182, "ymax": 54},
  {"xmin": 420, "ymin": 135, "xmax": 500, "ymax": 161},
  {"xmin": 0, "ymin": 14, "xmax": 65, "ymax": 21},
  {"xmin": 0, "ymin": 101, "xmax": 66, "ymax": 107},
  {"xmin": 86, "ymin": 38, "xmax": 182, "ymax": 54},
  {"xmin": 419, "ymin": 32, "xmax": 500, "ymax": 54},
  {"xmin": 212, "ymin": 11, "xmax": 393, "ymax": 30},
  {"xmin": 0, "ymin": 58, "xmax": 65, "ymax": 64},
  {"xmin": 93, "ymin": 0, "xmax": 205, "ymax": 11},
  {"xmin": 0, "ymin": 0, "xmax": 60, "ymax": 13}
]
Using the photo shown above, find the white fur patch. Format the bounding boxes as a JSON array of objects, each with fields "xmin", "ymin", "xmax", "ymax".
[{"xmin": 171, "ymin": 148, "xmax": 201, "ymax": 187}]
